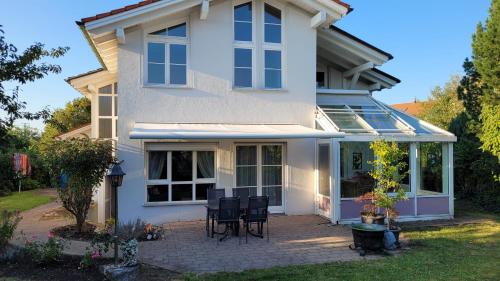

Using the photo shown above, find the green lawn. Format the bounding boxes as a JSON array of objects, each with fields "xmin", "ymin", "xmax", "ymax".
[
  {"xmin": 0, "ymin": 190, "xmax": 55, "ymax": 212},
  {"xmin": 188, "ymin": 212, "xmax": 500, "ymax": 281}
]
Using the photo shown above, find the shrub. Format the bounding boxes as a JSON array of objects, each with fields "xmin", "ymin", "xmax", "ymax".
[
  {"xmin": 19, "ymin": 178, "xmax": 42, "ymax": 191},
  {"xmin": 0, "ymin": 210, "xmax": 22, "ymax": 250},
  {"xmin": 117, "ymin": 219, "xmax": 146, "ymax": 242},
  {"xmin": 45, "ymin": 138, "xmax": 115, "ymax": 233},
  {"xmin": 24, "ymin": 232, "xmax": 65, "ymax": 265}
]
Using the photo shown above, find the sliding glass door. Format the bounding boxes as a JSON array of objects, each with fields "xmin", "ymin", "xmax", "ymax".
[
  {"xmin": 317, "ymin": 141, "xmax": 331, "ymax": 218},
  {"xmin": 236, "ymin": 144, "xmax": 284, "ymax": 212}
]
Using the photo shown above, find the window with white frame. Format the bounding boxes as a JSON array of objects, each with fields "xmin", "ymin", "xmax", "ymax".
[
  {"xmin": 146, "ymin": 22, "xmax": 188, "ymax": 86},
  {"xmin": 233, "ymin": 2, "xmax": 254, "ymax": 88},
  {"xmin": 97, "ymin": 83, "xmax": 118, "ymax": 139},
  {"xmin": 235, "ymin": 144, "xmax": 283, "ymax": 207},
  {"xmin": 417, "ymin": 142, "xmax": 448, "ymax": 196},
  {"xmin": 263, "ymin": 3, "xmax": 282, "ymax": 89},
  {"xmin": 145, "ymin": 147, "xmax": 216, "ymax": 203}
]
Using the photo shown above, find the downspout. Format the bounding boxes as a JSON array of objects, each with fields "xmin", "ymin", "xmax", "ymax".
[{"xmin": 76, "ymin": 21, "xmax": 107, "ymax": 71}]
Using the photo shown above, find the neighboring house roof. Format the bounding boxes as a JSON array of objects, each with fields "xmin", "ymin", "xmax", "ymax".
[
  {"xmin": 390, "ymin": 101, "xmax": 426, "ymax": 116},
  {"xmin": 55, "ymin": 124, "xmax": 92, "ymax": 140},
  {"xmin": 79, "ymin": 0, "xmax": 352, "ymax": 24},
  {"xmin": 329, "ymin": 26, "xmax": 393, "ymax": 60}
]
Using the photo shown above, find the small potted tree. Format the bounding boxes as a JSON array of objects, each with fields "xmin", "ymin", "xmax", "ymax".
[
  {"xmin": 368, "ymin": 139, "xmax": 408, "ymax": 243},
  {"xmin": 355, "ymin": 192, "xmax": 385, "ymax": 225}
]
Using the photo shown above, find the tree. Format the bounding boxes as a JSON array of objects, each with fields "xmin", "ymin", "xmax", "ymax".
[
  {"xmin": 46, "ymin": 138, "xmax": 115, "ymax": 233},
  {"xmin": 0, "ymin": 26, "xmax": 68, "ymax": 147},
  {"xmin": 368, "ymin": 140, "xmax": 408, "ymax": 229},
  {"xmin": 417, "ymin": 75, "xmax": 464, "ymax": 130},
  {"xmin": 44, "ymin": 97, "xmax": 91, "ymax": 136},
  {"xmin": 472, "ymin": 0, "xmax": 500, "ymax": 160}
]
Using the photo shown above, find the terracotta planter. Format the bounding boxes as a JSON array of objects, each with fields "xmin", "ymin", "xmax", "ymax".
[{"xmin": 360, "ymin": 213, "xmax": 385, "ymax": 225}]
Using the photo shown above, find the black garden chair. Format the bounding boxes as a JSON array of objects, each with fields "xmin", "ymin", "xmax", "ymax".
[
  {"xmin": 244, "ymin": 196, "xmax": 269, "ymax": 243},
  {"xmin": 232, "ymin": 187, "xmax": 250, "ymax": 219},
  {"xmin": 215, "ymin": 197, "xmax": 241, "ymax": 244},
  {"xmin": 206, "ymin": 188, "xmax": 225, "ymax": 237}
]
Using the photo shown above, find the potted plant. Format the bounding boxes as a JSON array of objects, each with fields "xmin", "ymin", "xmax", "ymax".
[
  {"xmin": 368, "ymin": 140, "xmax": 408, "ymax": 242},
  {"xmin": 116, "ymin": 219, "xmax": 145, "ymax": 267},
  {"xmin": 355, "ymin": 192, "xmax": 385, "ymax": 225}
]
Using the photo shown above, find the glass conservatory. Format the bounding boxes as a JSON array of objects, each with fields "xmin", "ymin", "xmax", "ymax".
[{"xmin": 315, "ymin": 93, "xmax": 456, "ymax": 223}]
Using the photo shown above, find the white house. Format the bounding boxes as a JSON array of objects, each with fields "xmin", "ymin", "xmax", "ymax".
[{"xmin": 66, "ymin": 0, "xmax": 456, "ymax": 225}]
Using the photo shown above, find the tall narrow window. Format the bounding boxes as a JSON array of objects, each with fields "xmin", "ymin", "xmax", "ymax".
[
  {"xmin": 263, "ymin": 3, "xmax": 282, "ymax": 89},
  {"xmin": 234, "ymin": 2, "xmax": 252, "ymax": 42},
  {"xmin": 97, "ymin": 83, "xmax": 118, "ymax": 139},
  {"xmin": 264, "ymin": 50, "xmax": 281, "ymax": 88},
  {"xmin": 264, "ymin": 3, "xmax": 281, "ymax": 44},
  {"xmin": 234, "ymin": 48, "xmax": 253, "ymax": 88},
  {"xmin": 146, "ymin": 22, "xmax": 188, "ymax": 86}
]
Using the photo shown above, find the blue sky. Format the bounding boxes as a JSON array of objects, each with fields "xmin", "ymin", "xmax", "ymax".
[{"xmin": 0, "ymin": 0, "xmax": 491, "ymax": 131}]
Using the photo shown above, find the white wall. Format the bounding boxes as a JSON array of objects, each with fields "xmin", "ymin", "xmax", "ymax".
[{"xmin": 116, "ymin": 0, "xmax": 318, "ymax": 223}]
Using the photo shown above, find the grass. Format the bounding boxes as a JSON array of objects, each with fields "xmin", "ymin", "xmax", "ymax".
[
  {"xmin": 0, "ymin": 190, "xmax": 55, "ymax": 212},
  {"xmin": 188, "ymin": 210, "xmax": 500, "ymax": 281}
]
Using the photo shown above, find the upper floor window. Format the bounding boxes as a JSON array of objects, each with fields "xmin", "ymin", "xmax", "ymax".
[
  {"xmin": 97, "ymin": 83, "xmax": 118, "ymax": 139},
  {"xmin": 263, "ymin": 3, "xmax": 282, "ymax": 89},
  {"xmin": 146, "ymin": 22, "xmax": 188, "ymax": 86},
  {"xmin": 264, "ymin": 3, "xmax": 281, "ymax": 44},
  {"xmin": 234, "ymin": 2, "xmax": 252, "ymax": 42}
]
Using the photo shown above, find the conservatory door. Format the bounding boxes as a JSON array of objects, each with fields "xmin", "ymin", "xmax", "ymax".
[{"xmin": 317, "ymin": 140, "xmax": 332, "ymax": 219}]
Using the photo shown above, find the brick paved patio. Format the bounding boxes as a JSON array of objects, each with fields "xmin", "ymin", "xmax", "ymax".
[{"xmin": 139, "ymin": 215, "xmax": 374, "ymax": 273}]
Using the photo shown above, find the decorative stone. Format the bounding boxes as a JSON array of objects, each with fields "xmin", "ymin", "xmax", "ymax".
[{"xmin": 101, "ymin": 264, "xmax": 139, "ymax": 281}]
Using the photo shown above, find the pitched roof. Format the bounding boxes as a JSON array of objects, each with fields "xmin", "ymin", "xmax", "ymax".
[
  {"xmin": 330, "ymin": 26, "xmax": 393, "ymax": 60},
  {"xmin": 79, "ymin": 0, "xmax": 352, "ymax": 24},
  {"xmin": 65, "ymin": 68, "xmax": 105, "ymax": 83},
  {"xmin": 391, "ymin": 101, "xmax": 426, "ymax": 117}
]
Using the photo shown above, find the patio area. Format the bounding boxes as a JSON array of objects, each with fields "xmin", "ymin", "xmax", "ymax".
[{"xmin": 139, "ymin": 215, "xmax": 375, "ymax": 273}]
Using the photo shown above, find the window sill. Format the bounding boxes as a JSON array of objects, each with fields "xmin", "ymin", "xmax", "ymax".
[
  {"xmin": 232, "ymin": 87, "xmax": 288, "ymax": 93},
  {"xmin": 143, "ymin": 200, "xmax": 207, "ymax": 207},
  {"xmin": 142, "ymin": 84, "xmax": 192, "ymax": 89}
]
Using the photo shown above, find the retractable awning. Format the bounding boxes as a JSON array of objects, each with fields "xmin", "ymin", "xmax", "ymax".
[{"xmin": 129, "ymin": 123, "xmax": 344, "ymax": 140}]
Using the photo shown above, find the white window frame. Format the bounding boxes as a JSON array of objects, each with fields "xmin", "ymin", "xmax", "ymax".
[
  {"xmin": 96, "ymin": 82, "xmax": 118, "ymax": 140},
  {"xmin": 262, "ymin": 0, "xmax": 285, "ymax": 89},
  {"xmin": 234, "ymin": 143, "xmax": 285, "ymax": 212},
  {"xmin": 143, "ymin": 19, "xmax": 190, "ymax": 88},
  {"xmin": 144, "ymin": 144, "xmax": 217, "ymax": 205},
  {"xmin": 415, "ymin": 142, "xmax": 449, "ymax": 197},
  {"xmin": 233, "ymin": 0, "xmax": 256, "ymax": 88}
]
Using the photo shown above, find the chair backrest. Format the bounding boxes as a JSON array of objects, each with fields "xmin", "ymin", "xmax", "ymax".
[
  {"xmin": 218, "ymin": 197, "xmax": 241, "ymax": 222},
  {"xmin": 207, "ymin": 188, "xmax": 225, "ymax": 205},
  {"xmin": 232, "ymin": 187, "xmax": 249, "ymax": 207},
  {"xmin": 247, "ymin": 196, "xmax": 269, "ymax": 221}
]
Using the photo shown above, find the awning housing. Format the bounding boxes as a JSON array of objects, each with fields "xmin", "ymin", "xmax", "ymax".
[{"xmin": 129, "ymin": 123, "xmax": 344, "ymax": 140}]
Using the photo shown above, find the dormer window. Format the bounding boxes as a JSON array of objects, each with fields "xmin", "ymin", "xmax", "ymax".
[{"xmin": 145, "ymin": 22, "xmax": 189, "ymax": 86}]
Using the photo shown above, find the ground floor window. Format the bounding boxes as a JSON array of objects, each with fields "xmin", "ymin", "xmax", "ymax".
[
  {"xmin": 417, "ymin": 142, "xmax": 449, "ymax": 195},
  {"xmin": 145, "ymin": 146, "xmax": 216, "ymax": 203},
  {"xmin": 235, "ymin": 144, "xmax": 283, "ymax": 207}
]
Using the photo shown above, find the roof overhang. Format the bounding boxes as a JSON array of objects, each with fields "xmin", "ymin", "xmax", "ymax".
[
  {"xmin": 65, "ymin": 68, "xmax": 116, "ymax": 97},
  {"xmin": 55, "ymin": 124, "xmax": 92, "ymax": 140},
  {"xmin": 77, "ymin": 0, "xmax": 351, "ymax": 72},
  {"xmin": 129, "ymin": 123, "xmax": 344, "ymax": 139}
]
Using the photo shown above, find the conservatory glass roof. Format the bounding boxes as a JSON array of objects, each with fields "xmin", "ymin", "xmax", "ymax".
[
  {"xmin": 316, "ymin": 94, "xmax": 456, "ymax": 141},
  {"xmin": 318, "ymin": 95, "xmax": 414, "ymax": 135}
]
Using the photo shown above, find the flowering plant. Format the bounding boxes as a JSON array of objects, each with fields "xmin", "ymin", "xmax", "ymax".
[{"xmin": 24, "ymin": 232, "xmax": 66, "ymax": 265}]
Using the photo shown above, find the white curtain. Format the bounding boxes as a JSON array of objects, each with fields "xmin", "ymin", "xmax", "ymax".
[
  {"xmin": 149, "ymin": 151, "xmax": 167, "ymax": 179},
  {"xmin": 197, "ymin": 151, "xmax": 214, "ymax": 179}
]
